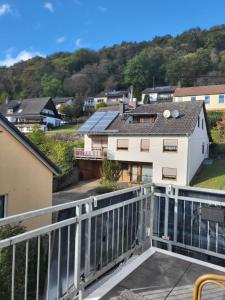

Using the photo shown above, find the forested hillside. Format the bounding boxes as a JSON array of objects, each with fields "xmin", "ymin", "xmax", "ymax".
[{"xmin": 2, "ymin": 25, "xmax": 225, "ymax": 102}]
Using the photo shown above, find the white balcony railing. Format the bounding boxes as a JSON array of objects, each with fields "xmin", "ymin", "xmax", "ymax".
[
  {"xmin": 74, "ymin": 148, "xmax": 107, "ymax": 160},
  {"xmin": 0, "ymin": 184, "xmax": 151, "ymax": 299},
  {"xmin": 1, "ymin": 183, "xmax": 225, "ymax": 299}
]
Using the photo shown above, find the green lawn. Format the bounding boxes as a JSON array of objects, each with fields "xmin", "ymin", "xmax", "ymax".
[
  {"xmin": 46, "ymin": 124, "xmax": 80, "ymax": 135},
  {"xmin": 193, "ymin": 159, "xmax": 225, "ymax": 190}
]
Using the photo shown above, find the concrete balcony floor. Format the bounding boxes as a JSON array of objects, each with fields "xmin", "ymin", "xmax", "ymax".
[{"xmin": 86, "ymin": 249, "xmax": 225, "ymax": 300}]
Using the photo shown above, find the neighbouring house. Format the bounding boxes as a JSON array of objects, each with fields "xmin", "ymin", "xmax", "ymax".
[
  {"xmin": 174, "ymin": 84, "xmax": 225, "ymax": 111},
  {"xmin": 52, "ymin": 97, "xmax": 74, "ymax": 116},
  {"xmin": 141, "ymin": 86, "xmax": 176, "ymax": 104},
  {"xmin": 0, "ymin": 114, "xmax": 60, "ymax": 228},
  {"xmin": 83, "ymin": 90, "xmax": 130, "ymax": 113},
  {"xmin": 0, "ymin": 97, "xmax": 62, "ymax": 133},
  {"xmin": 75, "ymin": 101, "xmax": 210, "ymax": 186}
]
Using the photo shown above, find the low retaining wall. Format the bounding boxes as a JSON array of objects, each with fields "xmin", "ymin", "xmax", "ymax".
[{"xmin": 53, "ymin": 167, "xmax": 79, "ymax": 192}]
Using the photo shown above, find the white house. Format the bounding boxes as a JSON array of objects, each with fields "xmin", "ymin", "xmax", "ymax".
[
  {"xmin": 76, "ymin": 101, "xmax": 210, "ymax": 186},
  {"xmin": 0, "ymin": 97, "xmax": 62, "ymax": 133},
  {"xmin": 83, "ymin": 90, "xmax": 130, "ymax": 113},
  {"xmin": 141, "ymin": 86, "xmax": 176, "ymax": 104}
]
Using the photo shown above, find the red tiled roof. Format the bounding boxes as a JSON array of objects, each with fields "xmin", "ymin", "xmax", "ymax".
[{"xmin": 174, "ymin": 85, "xmax": 225, "ymax": 97}]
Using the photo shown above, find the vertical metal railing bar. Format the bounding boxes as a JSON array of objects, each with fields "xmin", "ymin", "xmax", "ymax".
[
  {"xmin": 183, "ymin": 200, "xmax": 186, "ymax": 244},
  {"xmin": 11, "ymin": 244, "xmax": 16, "ymax": 300},
  {"xmin": 94, "ymin": 217, "xmax": 97, "ymax": 270},
  {"xmin": 112, "ymin": 209, "xmax": 114, "ymax": 260},
  {"xmin": 127, "ymin": 204, "xmax": 129, "ymax": 251},
  {"xmin": 66, "ymin": 225, "xmax": 71, "ymax": 292},
  {"xmin": 57, "ymin": 228, "xmax": 61, "ymax": 300},
  {"xmin": 164, "ymin": 191, "xmax": 169, "ymax": 239},
  {"xmin": 207, "ymin": 221, "xmax": 210, "ymax": 251},
  {"xmin": 106, "ymin": 211, "xmax": 109, "ymax": 265},
  {"xmin": 135, "ymin": 202, "xmax": 138, "ymax": 244},
  {"xmin": 117, "ymin": 207, "xmax": 120, "ymax": 258},
  {"xmin": 24, "ymin": 240, "xmax": 29, "ymax": 300},
  {"xmin": 36, "ymin": 235, "xmax": 41, "ymax": 300},
  {"xmin": 174, "ymin": 187, "xmax": 178, "ymax": 243},
  {"xmin": 100, "ymin": 214, "xmax": 103, "ymax": 268},
  {"xmin": 199, "ymin": 206, "xmax": 201, "ymax": 248},
  {"xmin": 138, "ymin": 199, "xmax": 143, "ymax": 247},
  {"xmin": 74, "ymin": 205, "xmax": 81, "ymax": 293},
  {"xmin": 158, "ymin": 198, "xmax": 160, "ymax": 237},
  {"xmin": 191, "ymin": 201, "xmax": 193, "ymax": 246},
  {"xmin": 46, "ymin": 232, "xmax": 51, "ymax": 300},
  {"xmin": 130, "ymin": 202, "xmax": 134, "ymax": 249},
  {"xmin": 84, "ymin": 202, "xmax": 92, "ymax": 279},
  {"xmin": 122, "ymin": 206, "xmax": 125, "ymax": 254},
  {"xmin": 216, "ymin": 223, "xmax": 219, "ymax": 253}
]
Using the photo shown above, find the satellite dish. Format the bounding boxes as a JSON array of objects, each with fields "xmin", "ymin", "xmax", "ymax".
[
  {"xmin": 172, "ymin": 110, "xmax": 180, "ymax": 118},
  {"xmin": 163, "ymin": 110, "xmax": 171, "ymax": 119}
]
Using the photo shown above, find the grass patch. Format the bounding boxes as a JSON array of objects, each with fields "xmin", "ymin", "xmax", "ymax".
[
  {"xmin": 193, "ymin": 159, "xmax": 225, "ymax": 190},
  {"xmin": 211, "ymin": 128, "xmax": 220, "ymax": 143},
  {"xmin": 46, "ymin": 124, "xmax": 80, "ymax": 135}
]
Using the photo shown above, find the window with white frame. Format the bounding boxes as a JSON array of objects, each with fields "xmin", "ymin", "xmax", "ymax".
[
  {"xmin": 0, "ymin": 195, "xmax": 6, "ymax": 218},
  {"xmin": 162, "ymin": 168, "xmax": 177, "ymax": 180},
  {"xmin": 140, "ymin": 139, "xmax": 150, "ymax": 152}
]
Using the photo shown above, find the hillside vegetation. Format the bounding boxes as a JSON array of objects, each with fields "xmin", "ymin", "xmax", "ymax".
[{"xmin": 2, "ymin": 25, "xmax": 225, "ymax": 101}]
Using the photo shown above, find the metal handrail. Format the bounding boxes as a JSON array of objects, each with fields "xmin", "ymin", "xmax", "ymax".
[{"xmin": 193, "ymin": 274, "xmax": 225, "ymax": 300}]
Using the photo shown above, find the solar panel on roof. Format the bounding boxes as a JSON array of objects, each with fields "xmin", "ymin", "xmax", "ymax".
[
  {"xmin": 78, "ymin": 112, "xmax": 105, "ymax": 132},
  {"xmin": 92, "ymin": 111, "xmax": 119, "ymax": 132}
]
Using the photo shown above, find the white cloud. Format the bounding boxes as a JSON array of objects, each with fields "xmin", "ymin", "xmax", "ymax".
[
  {"xmin": 56, "ymin": 36, "xmax": 66, "ymax": 44},
  {"xmin": 98, "ymin": 6, "xmax": 107, "ymax": 13},
  {"xmin": 0, "ymin": 3, "xmax": 11, "ymax": 16},
  {"xmin": 0, "ymin": 50, "xmax": 45, "ymax": 67},
  {"xmin": 75, "ymin": 38, "xmax": 82, "ymax": 48},
  {"xmin": 44, "ymin": 2, "xmax": 54, "ymax": 13}
]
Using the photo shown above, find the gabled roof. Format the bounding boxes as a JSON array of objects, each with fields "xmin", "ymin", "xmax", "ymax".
[
  {"xmin": 0, "ymin": 97, "xmax": 58, "ymax": 117},
  {"xmin": 143, "ymin": 86, "xmax": 176, "ymax": 94},
  {"xmin": 0, "ymin": 114, "xmax": 60, "ymax": 175},
  {"xmin": 106, "ymin": 101, "xmax": 211, "ymax": 139},
  {"xmin": 174, "ymin": 84, "xmax": 225, "ymax": 97}
]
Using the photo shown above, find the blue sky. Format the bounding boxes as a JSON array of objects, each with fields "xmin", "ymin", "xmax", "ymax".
[{"xmin": 0, "ymin": 0, "xmax": 225, "ymax": 66}]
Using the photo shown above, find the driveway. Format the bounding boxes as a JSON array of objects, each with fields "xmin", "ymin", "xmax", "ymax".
[{"xmin": 53, "ymin": 179, "xmax": 99, "ymax": 205}]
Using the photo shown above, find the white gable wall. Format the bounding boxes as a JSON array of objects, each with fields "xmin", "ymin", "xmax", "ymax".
[{"xmin": 187, "ymin": 108, "xmax": 209, "ymax": 183}]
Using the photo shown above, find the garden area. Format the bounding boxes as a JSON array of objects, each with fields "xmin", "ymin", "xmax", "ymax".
[{"xmin": 192, "ymin": 111, "xmax": 225, "ymax": 190}]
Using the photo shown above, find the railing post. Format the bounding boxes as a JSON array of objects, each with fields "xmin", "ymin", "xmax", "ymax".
[
  {"xmin": 74, "ymin": 205, "xmax": 82, "ymax": 295},
  {"xmin": 174, "ymin": 186, "xmax": 178, "ymax": 243},
  {"xmin": 84, "ymin": 200, "xmax": 92, "ymax": 280}
]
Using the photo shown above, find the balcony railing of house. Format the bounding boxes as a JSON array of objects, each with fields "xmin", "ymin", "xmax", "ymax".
[
  {"xmin": 1, "ymin": 183, "xmax": 225, "ymax": 299},
  {"xmin": 0, "ymin": 184, "xmax": 151, "ymax": 300},
  {"xmin": 74, "ymin": 148, "xmax": 107, "ymax": 160}
]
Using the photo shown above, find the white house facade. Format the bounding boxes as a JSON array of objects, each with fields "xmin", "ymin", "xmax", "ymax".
[{"xmin": 76, "ymin": 102, "xmax": 210, "ymax": 186}]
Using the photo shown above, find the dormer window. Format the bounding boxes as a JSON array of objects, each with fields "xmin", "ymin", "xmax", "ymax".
[{"xmin": 134, "ymin": 114, "xmax": 157, "ymax": 124}]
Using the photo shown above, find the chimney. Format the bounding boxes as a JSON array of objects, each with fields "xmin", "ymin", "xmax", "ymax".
[{"xmin": 120, "ymin": 102, "xmax": 125, "ymax": 114}]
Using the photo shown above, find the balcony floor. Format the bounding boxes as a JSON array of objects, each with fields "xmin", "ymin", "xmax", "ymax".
[{"xmin": 97, "ymin": 250, "xmax": 225, "ymax": 300}]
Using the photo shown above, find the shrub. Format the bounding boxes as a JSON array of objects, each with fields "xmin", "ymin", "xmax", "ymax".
[
  {"xmin": 207, "ymin": 111, "xmax": 223, "ymax": 129},
  {"xmin": 0, "ymin": 225, "xmax": 48, "ymax": 299},
  {"xmin": 100, "ymin": 160, "xmax": 121, "ymax": 184},
  {"xmin": 95, "ymin": 185, "xmax": 115, "ymax": 194}
]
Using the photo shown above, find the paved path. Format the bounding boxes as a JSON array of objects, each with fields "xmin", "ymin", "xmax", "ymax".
[{"xmin": 53, "ymin": 179, "xmax": 99, "ymax": 205}]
